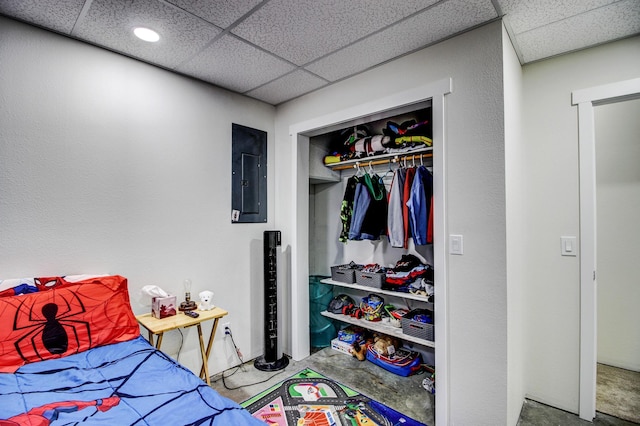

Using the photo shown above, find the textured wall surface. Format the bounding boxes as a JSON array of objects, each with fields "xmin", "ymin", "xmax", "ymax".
[
  {"xmin": 0, "ymin": 16, "xmax": 276, "ymax": 377},
  {"xmin": 521, "ymin": 35, "xmax": 640, "ymax": 413},
  {"xmin": 276, "ymin": 21, "xmax": 508, "ymax": 425}
]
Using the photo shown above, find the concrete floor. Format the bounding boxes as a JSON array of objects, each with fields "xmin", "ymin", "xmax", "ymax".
[
  {"xmin": 596, "ymin": 363, "xmax": 640, "ymax": 423},
  {"xmin": 517, "ymin": 399, "xmax": 638, "ymax": 426},
  {"xmin": 210, "ymin": 347, "xmax": 435, "ymax": 425},
  {"xmin": 210, "ymin": 348, "xmax": 636, "ymax": 426}
]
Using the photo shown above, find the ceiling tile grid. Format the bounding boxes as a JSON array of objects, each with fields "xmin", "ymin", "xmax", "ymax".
[
  {"xmin": 514, "ymin": 0, "xmax": 640, "ymax": 63},
  {"xmin": 497, "ymin": 0, "xmax": 620, "ymax": 34},
  {"xmin": 164, "ymin": 0, "xmax": 263, "ymax": 28},
  {"xmin": 231, "ymin": 0, "xmax": 441, "ymax": 66},
  {"xmin": 306, "ymin": 0, "xmax": 498, "ymax": 82},
  {"xmin": 1, "ymin": 0, "xmax": 639, "ymax": 105},
  {"xmin": 246, "ymin": 69, "xmax": 328, "ymax": 105},
  {"xmin": 0, "ymin": 0, "xmax": 86, "ymax": 34},
  {"xmin": 71, "ymin": 0, "xmax": 221, "ymax": 70},
  {"xmin": 176, "ymin": 34, "xmax": 297, "ymax": 93}
]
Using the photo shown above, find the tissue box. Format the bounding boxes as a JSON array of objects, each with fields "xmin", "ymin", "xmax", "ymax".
[{"xmin": 152, "ymin": 295, "xmax": 177, "ymax": 319}]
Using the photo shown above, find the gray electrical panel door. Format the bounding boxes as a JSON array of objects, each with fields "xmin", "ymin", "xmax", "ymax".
[{"xmin": 231, "ymin": 123, "xmax": 267, "ymax": 223}]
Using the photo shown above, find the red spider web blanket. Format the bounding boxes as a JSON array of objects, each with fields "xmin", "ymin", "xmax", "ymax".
[{"xmin": 0, "ymin": 275, "xmax": 139, "ymax": 373}]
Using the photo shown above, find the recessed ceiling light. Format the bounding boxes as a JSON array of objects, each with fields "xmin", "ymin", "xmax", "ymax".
[{"xmin": 133, "ymin": 27, "xmax": 160, "ymax": 42}]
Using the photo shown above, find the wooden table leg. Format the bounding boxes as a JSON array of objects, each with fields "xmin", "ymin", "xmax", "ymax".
[
  {"xmin": 197, "ymin": 323, "xmax": 210, "ymax": 386},
  {"xmin": 155, "ymin": 332, "xmax": 163, "ymax": 350},
  {"xmin": 199, "ymin": 318, "xmax": 219, "ymax": 380},
  {"xmin": 147, "ymin": 330, "xmax": 154, "ymax": 347}
]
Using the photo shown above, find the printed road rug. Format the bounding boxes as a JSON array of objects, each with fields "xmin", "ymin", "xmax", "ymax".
[{"xmin": 241, "ymin": 368, "xmax": 427, "ymax": 425}]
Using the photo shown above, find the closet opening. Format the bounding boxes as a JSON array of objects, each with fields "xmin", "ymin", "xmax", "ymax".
[{"xmin": 289, "ymin": 77, "xmax": 452, "ymax": 426}]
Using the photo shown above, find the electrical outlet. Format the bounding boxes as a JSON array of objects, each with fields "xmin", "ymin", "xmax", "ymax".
[{"xmin": 222, "ymin": 322, "xmax": 231, "ymax": 336}]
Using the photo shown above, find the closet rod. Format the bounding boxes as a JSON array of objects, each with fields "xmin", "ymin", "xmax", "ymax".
[{"xmin": 330, "ymin": 152, "xmax": 433, "ymax": 171}]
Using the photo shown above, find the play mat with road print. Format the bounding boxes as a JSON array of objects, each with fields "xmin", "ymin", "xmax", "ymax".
[{"xmin": 241, "ymin": 368, "xmax": 426, "ymax": 426}]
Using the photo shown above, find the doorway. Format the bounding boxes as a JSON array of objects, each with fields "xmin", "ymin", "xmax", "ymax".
[
  {"xmin": 593, "ymin": 97, "xmax": 640, "ymax": 423},
  {"xmin": 573, "ymin": 77, "xmax": 640, "ymax": 421}
]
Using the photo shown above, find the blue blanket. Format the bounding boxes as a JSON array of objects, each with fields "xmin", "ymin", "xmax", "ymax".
[{"xmin": 0, "ymin": 336, "xmax": 262, "ymax": 425}]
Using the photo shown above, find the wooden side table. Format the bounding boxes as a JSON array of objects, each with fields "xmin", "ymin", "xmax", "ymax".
[{"xmin": 136, "ymin": 307, "xmax": 228, "ymax": 386}]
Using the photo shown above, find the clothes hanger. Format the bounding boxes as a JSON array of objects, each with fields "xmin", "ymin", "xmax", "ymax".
[
  {"xmin": 382, "ymin": 159, "xmax": 394, "ymax": 179},
  {"xmin": 354, "ymin": 162, "xmax": 363, "ymax": 177}
]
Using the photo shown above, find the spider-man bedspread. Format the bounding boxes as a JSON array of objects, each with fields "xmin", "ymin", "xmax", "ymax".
[{"xmin": 0, "ymin": 275, "xmax": 262, "ymax": 426}]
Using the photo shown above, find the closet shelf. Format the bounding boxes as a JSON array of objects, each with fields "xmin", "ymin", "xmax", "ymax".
[
  {"xmin": 325, "ymin": 147, "xmax": 432, "ymax": 171},
  {"xmin": 320, "ymin": 278, "xmax": 433, "ymax": 306},
  {"xmin": 320, "ymin": 310, "xmax": 435, "ymax": 348}
]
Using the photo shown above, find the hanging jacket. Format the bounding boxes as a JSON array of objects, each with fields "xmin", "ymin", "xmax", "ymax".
[
  {"xmin": 348, "ymin": 180, "xmax": 371, "ymax": 240},
  {"xmin": 427, "ymin": 194, "xmax": 434, "ymax": 244},
  {"xmin": 402, "ymin": 167, "xmax": 416, "ymax": 248},
  {"xmin": 387, "ymin": 168, "xmax": 406, "ymax": 247},
  {"xmin": 339, "ymin": 175, "xmax": 360, "ymax": 242},
  {"xmin": 360, "ymin": 173, "xmax": 388, "ymax": 240},
  {"xmin": 407, "ymin": 165, "xmax": 433, "ymax": 245}
]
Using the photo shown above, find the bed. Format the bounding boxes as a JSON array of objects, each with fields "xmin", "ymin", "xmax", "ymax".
[{"xmin": 0, "ymin": 275, "xmax": 263, "ymax": 425}]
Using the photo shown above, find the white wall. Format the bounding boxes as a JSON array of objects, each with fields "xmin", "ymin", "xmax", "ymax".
[
  {"xmin": 276, "ymin": 21, "xmax": 509, "ymax": 425},
  {"xmin": 503, "ymin": 25, "xmax": 526, "ymax": 426},
  {"xmin": 595, "ymin": 98, "xmax": 640, "ymax": 372},
  {"xmin": 521, "ymin": 36, "xmax": 640, "ymax": 412},
  {"xmin": 0, "ymin": 17, "xmax": 276, "ymax": 377}
]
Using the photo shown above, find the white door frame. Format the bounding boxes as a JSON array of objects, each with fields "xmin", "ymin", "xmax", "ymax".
[
  {"xmin": 289, "ymin": 78, "xmax": 452, "ymax": 425},
  {"xmin": 572, "ymin": 77, "xmax": 640, "ymax": 421}
]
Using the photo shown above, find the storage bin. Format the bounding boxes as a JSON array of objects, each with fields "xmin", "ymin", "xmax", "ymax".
[
  {"xmin": 309, "ymin": 275, "xmax": 335, "ymax": 348},
  {"xmin": 330, "ymin": 264, "xmax": 360, "ymax": 283},
  {"xmin": 355, "ymin": 271, "xmax": 385, "ymax": 288},
  {"xmin": 401, "ymin": 309, "xmax": 434, "ymax": 341}
]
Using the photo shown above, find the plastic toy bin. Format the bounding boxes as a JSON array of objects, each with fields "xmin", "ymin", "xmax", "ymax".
[
  {"xmin": 401, "ymin": 309, "xmax": 434, "ymax": 341},
  {"xmin": 355, "ymin": 271, "xmax": 385, "ymax": 288},
  {"xmin": 330, "ymin": 264, "xmax": 358, "ymax": 283},
  {"xmin": 309, "ymin": 275, "xmax": 335, "ymax": 348}
]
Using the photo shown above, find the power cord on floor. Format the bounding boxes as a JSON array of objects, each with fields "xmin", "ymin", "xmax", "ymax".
[
  {"xmin": 220, "ymin": 365, "xmax": 287, "ymax": 391},
  {"xmin": 215, "ymin": 327, "xmax": 287, "ymax": 390},
  {"xmin": 225, "ymin": 326, "xmax": 245, "ymax": 370}
]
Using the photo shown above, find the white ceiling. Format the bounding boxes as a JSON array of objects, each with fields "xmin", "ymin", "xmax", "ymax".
[{"xmin": 1, "ymin": 0, "xmax": 638, "ymax": 105}]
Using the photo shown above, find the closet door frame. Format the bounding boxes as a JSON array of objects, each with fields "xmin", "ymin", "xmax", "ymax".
[
  {"xmin": 289, "ymin": 78, "xmax": 452, "ymax": 426},
  {"xmin": 572, "ymin": 77, "xmax": 640, "ymax": 421}
]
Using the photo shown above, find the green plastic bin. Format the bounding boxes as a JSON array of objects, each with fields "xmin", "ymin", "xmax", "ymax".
[{"xmin": 309, "ymin": 275, "xmax": 335, "ymax": 348}]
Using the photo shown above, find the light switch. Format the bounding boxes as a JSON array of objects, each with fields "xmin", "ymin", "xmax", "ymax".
[
  {"xmin": 561, "ymin": 236, "xmax": 577, "ymax": 256},
  {"xmin": 450, "ymin": 234, "xmax": 463, "ymax": 255}
]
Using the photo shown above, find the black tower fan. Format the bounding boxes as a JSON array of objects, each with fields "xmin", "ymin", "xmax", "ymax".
[{"xmin": 254, "ymin": 230, "xmax": 289, "ymax": 371}]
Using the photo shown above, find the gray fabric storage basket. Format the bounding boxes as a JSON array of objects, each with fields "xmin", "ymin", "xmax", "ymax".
[
  {"xmin": 355, "ymin": 271, "xmax": 385, "ymax": 288},
  {"xmin": 330, "ymin": 265, "xmax": 357, "ymax": 283},
  {"xmin": 401, "ymin": 309, "xmax": 434, "ymax": 341}
]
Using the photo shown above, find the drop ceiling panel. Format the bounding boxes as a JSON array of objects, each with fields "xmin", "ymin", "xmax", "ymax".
[
  {"xmin": 164, "ymin": 0, "xmax": 263, "ymax": 28},
  {"xmin": 516, "ymin": 0, "xmax": 640, "ymax": 62},
  {"xmin": 246, "ymin": 70, "xmax": 327, "ymax": 105},
  {"xmin": 72, "ymin": 0, "xmax": 221, "ymax": 69},
  {"xmin": 0, "ymin": 0, "xmax": 85, "ymax": 34},
  {"xmin": 307, "ymin": 0, "xmax": 497, "ymax": 82},
  {"xmin": 231, "ymin": 0, "xmax": 441, "ymax": 66},
  {"xmin": 1, "ymin": 0, "xmax": 639, "ymax": 105},
  {"xmin": 498, "ymin": 0, "xmax": 619, "ymax": 34},
  {"xmin": 176, "ymin": 34, "xmax": 297, "ymax": 93}
]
